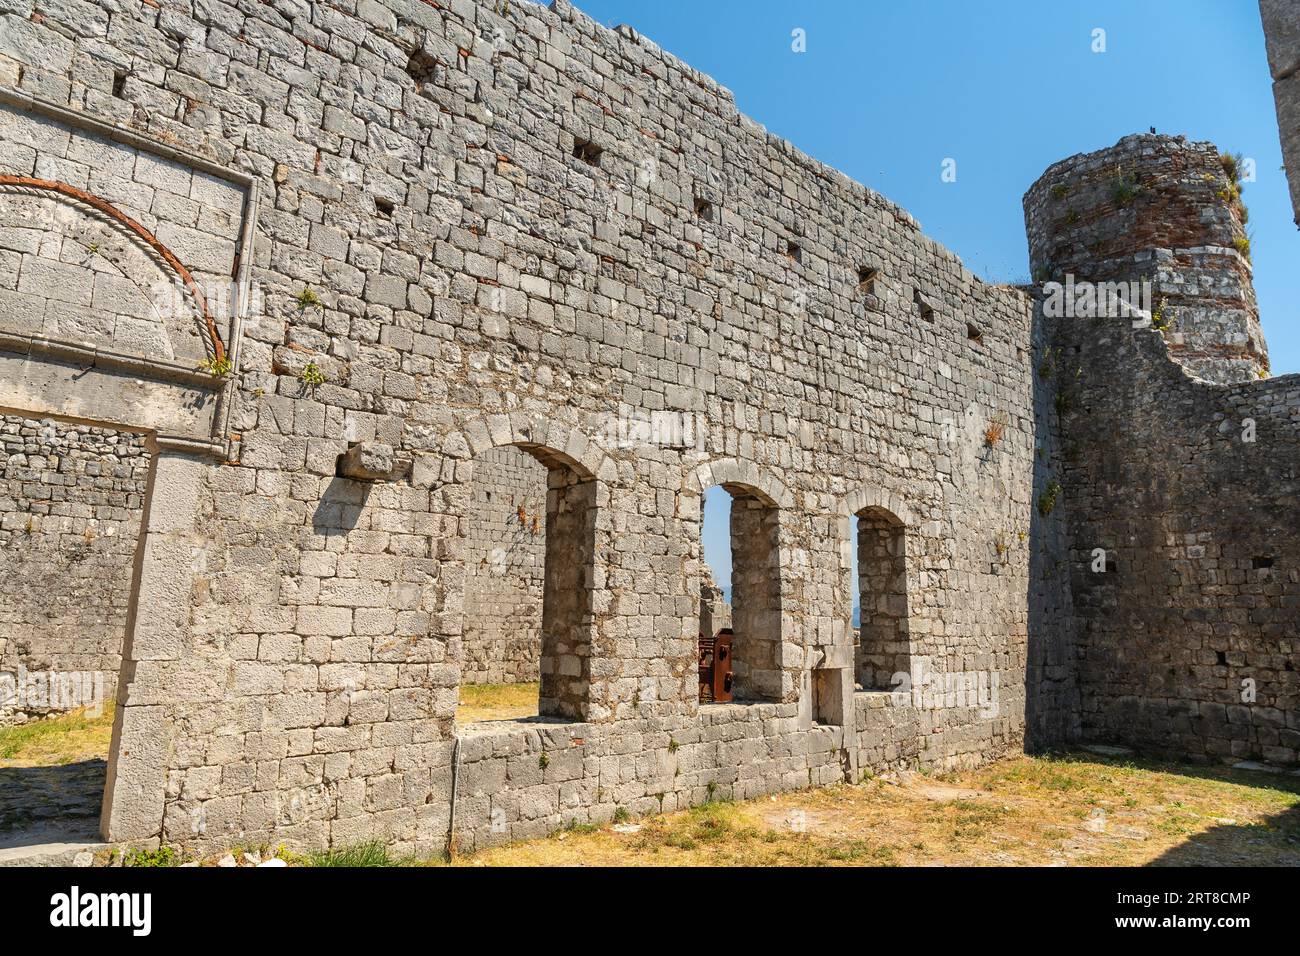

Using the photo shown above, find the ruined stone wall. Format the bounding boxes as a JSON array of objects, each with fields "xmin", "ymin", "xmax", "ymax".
[
  {"xmin": 0, "ymin": 415, "xmax": 148, "ymax": 718},
  {"xmin": 1260, "ymin": 0, "xmax": 1300, "ymax": 226},
  {"xmin": 460, "ymin": 444, "xmax": 546, "ymax": 685},
  {"xmin": 1041, "ymin": 314, "xmax": 1300, "ymax": 764},
  {"xmin": 1024, "ymin": 134, "xmax": 1267, "ymax": 385},
  {"xmin": 699, "ymin": 568, "xmax": 730, "ymax": 638},
  {"xmin": 0, "ymin": 0, "xmax": 1050, "ymax": 856},
  {"xmin": 1026, "ymin": 132, "xmax": 1300, "ymax": 765}
]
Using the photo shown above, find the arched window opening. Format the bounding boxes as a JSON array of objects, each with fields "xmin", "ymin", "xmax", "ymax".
[
  {"xmin": 457, "ymin": 444, "xmax": 597, "ymax": 726},
  {"xmin": 699, "ymin": 483, "xmax": 783, "ymax": 704},
  {"xmin": 853, "ymin": 506, "xmax": 910, "ymax": 692}
]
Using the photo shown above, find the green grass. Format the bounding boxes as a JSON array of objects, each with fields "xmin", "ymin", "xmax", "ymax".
[
  {"xmin": 124, "ymin": 846, "xmax": 179, "ymax": 867},
  {"xmin": 307, "ymin": 840, "xmax": 394, "ymax": 867},
  {"xmin": 0, "ymin": 703, "xmax": 114, "ymax": 765}
]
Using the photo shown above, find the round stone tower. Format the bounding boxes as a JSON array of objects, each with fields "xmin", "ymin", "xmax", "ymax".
[{"xmin": 1024, "ymin": 133, "xmax": 1268, "ymax": 384}]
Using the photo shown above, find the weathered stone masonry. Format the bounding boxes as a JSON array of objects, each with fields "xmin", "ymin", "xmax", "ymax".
[
  {"xmin": 1026, "ymin": 133, "xmax": 1300, "ymax": 766},
  {"xmin": 0, "ymin": 0, "xmax": 1293, "ymax": 857},
  {"xmin": 460, "ymin": 444, "xmax": 546, "ymax": 685},
  {"xmin": 0, "ymin": 416, "xmax": 148, "ymax": 719}
]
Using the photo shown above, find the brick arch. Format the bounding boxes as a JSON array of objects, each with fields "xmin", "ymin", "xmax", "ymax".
[
  {"xmin": 687, "ymin": 458, "xmax": 794, "ymax": 510},
  {"xmin": 0, "ymin": 175, "xmax": 226, "ymax": 363},
  {"xmin": 440, "ymin": 412, "xmax": 616, "ymax": 486}
]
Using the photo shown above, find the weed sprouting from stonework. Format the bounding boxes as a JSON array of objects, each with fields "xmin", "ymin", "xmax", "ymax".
[
  {"xmin": 1037, "ymin": 479, "xmax": 1062, "ymax": 517},
  {"xmin": 1150, "ymin": 297, "xmax": 1175, "ymax": 332},
  {"xmin": 299, "ymin": 361, "xmax": 326, "ymax": 387},
  {"xmin": 1109, "ymin": 167, "xmax": 1143, "ymax": 206},
  {"xmin": 294, "ymin": 287, "xmax": 323, "ymax": 311},
  {"xmin": 984, "ymin": 413, "xmax": 1008, "ymax": 447},
  {"xmin": 538, "ymin": 751, "xmax": 550, "ymax": 770},
  {"xmin": 198, "ymin": 355, "xmax": 234, "ymax": 377},
  {"xmin": 1038, "ymin": 346, "xmax": 1060, "ymax": 380},
  {"xmin": 124, "ymin": 846, "xmax": 179, "ymax": 867}
]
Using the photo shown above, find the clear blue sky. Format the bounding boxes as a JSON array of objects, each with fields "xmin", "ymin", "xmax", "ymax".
[{"xmin": 569, "ymin": 0, "xmax": 1299, "ymax": 588}]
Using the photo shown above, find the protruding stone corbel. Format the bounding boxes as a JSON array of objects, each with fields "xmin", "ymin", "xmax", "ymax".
[{"xmin": 336, "ymin": 441, "xmax": 412, "ymax": 482}]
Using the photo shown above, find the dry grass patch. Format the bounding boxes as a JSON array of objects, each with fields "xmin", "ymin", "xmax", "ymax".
[
  {"xmin": 457, "ymin": 682, "xmax": 539, "ymax": 723},
  {"xmin": 444, "ymin": 751, "xmax": 1300, "ymax": 867},
  {"xmin": 0, "ymin": 703, "xmax": 114, "ymax": 768}
]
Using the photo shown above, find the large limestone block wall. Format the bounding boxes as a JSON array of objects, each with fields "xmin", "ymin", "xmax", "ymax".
[
  {"xmin": 1260, "ymin": 0, "xmax": 1300, "ymax": 226},
  {"xmin": 0, "ymin": 415, "xmax": 148, "ymax": 718},
  {"xmin": 0, "ymin": 0, "xmax": 1058, "ymax": 855},
  {"xmin": 1024, "ymin": 134, "xmax": 1267, "ymax": 385},
  {"xmin": 1042, "ymin": 313, "xmax": 1300, "ymax": 764},
  {"xmin": 460, "ymin": 444, "xmax": 546, "ymax": 685}
]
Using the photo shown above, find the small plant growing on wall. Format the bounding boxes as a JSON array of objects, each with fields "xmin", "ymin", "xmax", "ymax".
[
  {"xmin": 1038, "ymin": 479, "xmax": 1062, "ymax": 517},
  {"xmin": 993, "ymin": 531, "xmax": 1010, "ymax": 563},
  {"xmin": 198, "ymin": 355, "xmax": 234, "ymax": 377},
  {"xmin": 299, "ymin": 361, "xmax": 326, "ymax": 387},
  {"xmin": 984, "ymin": 412, "xmax": 1008, "ymax": 447},
  {"xmin": 1150, "ymin": 297, "xmax": 1176, "ymax": 332},
  {"xmin": 1037, "ymin": 346, "xmax": 1060, "ymax": 380},
  {"xmin": 1109, "ymin": 167, "xmax": 1143, "ymax": 206},
  {"xmin": 1232, "ymin": 234, "xmax": 1252, "ymax": 262},
  {"xmin": 294, "ymin": 287, "xmax": 323, "ymax": 312},
  {"xmin": 1050, "ymin": 183, "xmax": 1069, "ymax": 201}
]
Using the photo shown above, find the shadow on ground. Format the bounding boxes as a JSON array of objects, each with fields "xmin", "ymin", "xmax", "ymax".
[
  {"xmin": 1142, "ymin": 763, "xmax": 1300, "ymax": 866},
  {"xmin": 0, "ymin": 759, "xmax": 104, "ymax": 837}
]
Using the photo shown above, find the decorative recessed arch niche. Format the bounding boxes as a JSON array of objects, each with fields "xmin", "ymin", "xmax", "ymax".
[{"xmin": 0, "ymin": 177, "xmax": 225, "ymax": 365}]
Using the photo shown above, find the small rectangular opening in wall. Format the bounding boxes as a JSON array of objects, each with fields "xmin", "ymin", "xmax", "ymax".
[
  {"xmin": 1253, "ymin": 556, "xmax": 1274, "ymax": 569},
  {"xmin": 693, "ymin": 196, "xmax": 714, "ymax": 221},
  {"xmin": 1215, "ymin": 650, "xmax": 1228, "ymax": 666},
  {"xmin": 812, "ymin": 667, "xmax": 845, "ymax": 727},
  {"xmin": 572, "ymin": 137, "xmax": 602, "ymax": 167},
  {"xmin": 858, "ymin": 266, "xmax": 879, "ymax": 295},
  {"xmin": 967, "ymin": 322, "xmax": 983, "ymax": 344},
  {"xmin": 913, "ymin": 288, "xmax": 935, "ymax": 323},
  {"xmin": 375, "ymin": 197, "xmax": 395, "ymax": 219},
  {"xmin": 786, "ymin": 240, "xmax": 802, "ymax": 263},
  {"xmin": 112, "ymin": 71, "xmax": 127, "ymax": 98}
]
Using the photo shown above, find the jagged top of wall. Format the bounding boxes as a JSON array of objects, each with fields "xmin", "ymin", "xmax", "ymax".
[
  {"xmin": 334, "ymin": 0, "xmax": 1028, "ymax": 313},
  {"xmin": 1025, "ymin": 132, "xmax": 1221, "ymax": 194}
]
